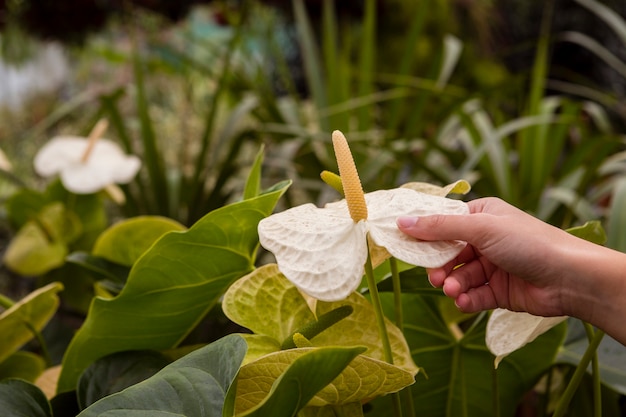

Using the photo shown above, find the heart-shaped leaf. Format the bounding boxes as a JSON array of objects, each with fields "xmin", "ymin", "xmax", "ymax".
[
  {"xmin": 0, "ymin": 379, "xmax": 51, "ymax": 417},
  {"xmin": 0, "ymin": 282, "xmax": 63, "ymax": 364},
  {"xmin": 78, "ymin": 334, "xmax": 246, "ymax": 417},
  {"xmin": 222, "ymin": 264, "xmax": 417, "ymax": 373},
  {"xmin": 78, "ymin": 350, "xmax": 170, "ymax": 409},
  {"xmin": 366, "ymin": 291, "xmax": 565, "ymax": 417},
  {"xmin": 92, "ymin": 216, "xmax": 186, "ymax": 266},
  {"xmin": 57, "ymin": 183, "xmax": 289, "ymax": 393},
  {"xmin": 232, "ymin": 346, "xmax": 366, "ymax": 416}
]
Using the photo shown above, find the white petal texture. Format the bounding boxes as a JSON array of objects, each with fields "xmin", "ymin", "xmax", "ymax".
[
  {"xmin": 34, "ymin": 136, "xmax": 141, "ymax": 194},
  {"xmin": 258, "ymin": 187, "xmax": 469, "ymax": 301},
  {"xmin": 486, "ymin": 309, "xmax": 567, "ymax": 368},
  {"xmin": 259, "ymin": 202, "xmax": 369, "ymax": 301}
]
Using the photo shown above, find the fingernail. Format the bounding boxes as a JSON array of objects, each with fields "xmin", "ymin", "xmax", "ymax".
[
  {"xmin": 427, "ymin": 274, "xmax": 436, "ymax": 288},
  {"xmin": 396, "ymin": 216, "xmax": 418, "ymax": 228}
]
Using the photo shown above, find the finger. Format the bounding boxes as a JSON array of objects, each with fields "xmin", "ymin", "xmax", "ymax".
[
  {"xmin": 442, "ymin": 260, "xmax": 489, "ymax": 298},
  {"xmin": 454, "ymin": 285, "xmax": 499, "ymax": 313},
  {"xmin": 397, "ymin": 212, "xmax": 493, "ymax": 244},
  {"xmin": 427, "ymin": 244, "xmax": 481, "ymax": 287}
]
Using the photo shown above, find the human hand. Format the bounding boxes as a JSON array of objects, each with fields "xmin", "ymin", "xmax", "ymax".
[{"xmin": 396, "ymin": 197, "xmax": 593, "ymax": 318}]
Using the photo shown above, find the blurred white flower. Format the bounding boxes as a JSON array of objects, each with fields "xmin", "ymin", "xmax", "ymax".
[
  {"xmin": 34, "ymin": 120, "xmax": 140, "ymax": 194},
  {"xmin": 258, "ymin": 130, "xmax": 468, "ymax": 302}
]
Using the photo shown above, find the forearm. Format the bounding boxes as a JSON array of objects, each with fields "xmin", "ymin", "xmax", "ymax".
[{"xmin": 560, "ymin": 240, "xmax": 626, "ymax": 345}]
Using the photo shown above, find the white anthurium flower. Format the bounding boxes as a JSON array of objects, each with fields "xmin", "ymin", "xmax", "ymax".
[
  {"xmin": 34, "ymin": 119, "xmax": 141, "ymax": 194},
  {"xmin": 486, "ymin": 308, "xmax": 568, "ymax": 368},
  {"xmin": 258, "ymin": 130, "xmax": 469, "ymax": 302}
]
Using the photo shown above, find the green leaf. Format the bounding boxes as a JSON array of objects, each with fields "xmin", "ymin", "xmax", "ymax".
[
  {"xmin": 78, "ymin": 350, "xmax": 170, "ymax": 409},
  {"xmin": 222, "ymin": 264, "xmax": 316, "ymax": 343},
  {"xmin": 366, "ymin": 293, "xmax": 566, "ymax": 417},
  {"xmin": 0, "ymin": 379, "xmax": 52, "ymax": 417},
  {"xmin": 92, "ymin": 216, "xmax": 186, "ymax": 266},
  {"xmin": 5, "ymin": 188, "xmax": 47, "ymax": 229},
  {"xmin": 222, "ymin": 264, "xmax": 417, "ymax": 374},
  {"xmin": 57, "ymin": 182, "xmax": 289, "ymax": 393},
  {"xmin": 0, "ymin": 351, "xmax": 46, "ymax": 382},
  {"xmin": 566, "ymin": 220, "xmax": 607, "ymax": 245},
  {"xmin": 0, "ymin": 282, "xmax": 63, "ymax": 364},
  {"xmin": 66, "ymin": 252, "xmax": 131, "ymax": 284},
  {"xmin": 558, "ymin": 319, "xmax": 626, "ymax": 395},
  {"xmin": 243, "ymin": 144, "xmax": 264, "ymax": 200},
  {"xmin": 606, "ymin": 178, "xmax": 626, "ymax": 252},
  {"xmin": 3, "ymin": 203, "xmax": 81, "ymax": 276},
  {"xmin": 78, "ymin": 334, "xmax": 246, "ymax": 417},
  {"xmin": 233, "ymin": 346, "xmax": 366, "ymax": 416}
]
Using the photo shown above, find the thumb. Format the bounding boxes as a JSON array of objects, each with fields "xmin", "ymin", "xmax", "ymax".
[{"xmin": 396, "ymin": 214, "xmax": 485, "ymax": 242}]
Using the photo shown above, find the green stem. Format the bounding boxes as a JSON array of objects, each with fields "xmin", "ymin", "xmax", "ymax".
[
  {"xmin": 552, "ymin": 323, "xmax": 605, "ymax": 417},
  {"xmin": 584, "ymin": 323, "xmax": 602, "ymax": 417},
  {"xmin": 390, "ymin": 258, "xmax": 416, "ymax": 417},
  {"xmin": 389, "ymin": 258, "xmax": 404, "ymax": 330},
  {"xmin": 364, "ymin": 243, "xmax": 404, "ymax": 417},
  {"xmin": 0, "ymin": 293, "xmax": 15, "ymax": 309},
  {"xmin": 364, "ymin": 246, "xmax": 393, "ymax": 364}
]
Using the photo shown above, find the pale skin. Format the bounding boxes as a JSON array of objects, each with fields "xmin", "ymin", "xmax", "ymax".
[{"xmin": 396, "ymin": 197, "xmax": 626, "ymax": 345}]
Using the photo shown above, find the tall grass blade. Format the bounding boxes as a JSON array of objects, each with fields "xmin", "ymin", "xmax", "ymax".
[
  {"xmin": 387, "ymin": 0, "xmax": 429, "ymax": 132},
  {"xmin": 132, "ymin": 50, "xmax": 169, "ymax": 216},
  {"xmin": 293, "ymin": 0, "xmax": 328, "ymax": 131},
  {"xmin": 575, "ymin": 0, "xmax": 626, "ymax": 45},
  {"xmin": 518, "ymin": 0, "xmax": 554, "ymax": 202},
  {"xmin": 356, "ymin": 0, "xmax": 376, "ymax": 131},
  {"xmin": 187, "ymin": 4, "xmax": 249, "ymax": 223}
]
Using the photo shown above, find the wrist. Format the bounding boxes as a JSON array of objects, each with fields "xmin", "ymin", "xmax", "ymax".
[{"xmin": 560, "ymin": 239, "xmax": 626, "ymax": 342}]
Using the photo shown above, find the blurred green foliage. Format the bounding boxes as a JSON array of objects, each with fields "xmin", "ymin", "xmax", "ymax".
[{"xmin": 0, "ymin": 0, "xmax": 626, "ymax": 416}]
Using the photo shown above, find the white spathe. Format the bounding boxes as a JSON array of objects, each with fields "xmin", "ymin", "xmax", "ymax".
[
  {"xmin": 258, "ymin": 187, "xmax": 468, "ymax": 302},
  {"xmin": 34, "ymin": 136, "xmax": 141, "ymax": 194}
]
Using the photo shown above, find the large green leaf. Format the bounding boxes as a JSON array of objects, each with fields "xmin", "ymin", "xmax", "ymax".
[
  {"xmin": 0, "ymin": 379, "xmax": 51, "ymax": 417},
  {"xmin": 223, "ymin": 264, "xmax": 416, "ymax": 414},
  {"xmin": 0, "ymin": 282, "xmax": 63, "ymax": 364},
  {"xmin": 78, "ymin": 334, "xmax": 246, "ymax": 417},
  {"xmin": 92, "ymin": 216, "xmax": 186, "ymax": 266},
  {"xmin": 232, "ymin": 346, "xmax": 366, "ymax": 416},
  {"xmin": 365, "ymin": 291, "xmax": 566, "ymax": 417},
  {"xmin": 78, "ymin": 350, "xmax": 171, "ymax": 409},
  {"xmin": 223, "ymin": 264, "xmax": 417, "ymax": 373},
  {"xmin": 57, "ymin": 183, "xmax": 289, "ymax": 392}
]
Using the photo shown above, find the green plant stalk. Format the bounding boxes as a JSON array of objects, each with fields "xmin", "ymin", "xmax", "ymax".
[
  {"xmin": 364, "ymin": 243, "xmax": 403, "ymax": 417},
  {"xmin": 281, "ymin": 305, "xmax": 354, "ymax": 350},
  {"xmin": 389, "ymin": 258, "xmax": 416, "ymax": 417},
  {"xmin": 364, "ymin": 246, "xmax": 393, "ymax": 363},
  {"xmin": 552, "ymin": 325, "xmax": 605, "ymax": 417},
  {"xmin": 584, "ymin": 323, "xmax": 602, "ymax": 417},
  {"xmin": 389, "ymin": 258, "xmax": 404, "ymax": 331},
  {"xmin": 0, "ymin": 293, "xmax": 14, "ymax": 309}
]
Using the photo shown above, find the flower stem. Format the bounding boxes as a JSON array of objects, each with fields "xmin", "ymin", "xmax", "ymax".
[
  {"xmin": 364, "ymin": 245, "xmax": 393, "ymax": 364},
  {"xmin": 552, "ymin": 323, "xmax": 604, "ymax": 417},
  {"xmin": 389, "ymin": 258, "xmax": 404, "ymax": 331},
  {"xmin": 390, "ymin": 258, "xmax": 416, "ymax": 417}
]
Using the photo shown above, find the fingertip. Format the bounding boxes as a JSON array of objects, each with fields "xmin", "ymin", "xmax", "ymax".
[
  {"xmin": 454, "ymin": 293, "xmax": 473, "ymax": 312},
  {"xmin": 442, "ymin": 278, "xmax": 462, "ymax": 298},
  {"xmin": 396, "ymin": 216, "xmax": 418, "ymax": 229},
  {"xmin": 427, "ymin": 268, "xmax": 445, "ymax": 287}
]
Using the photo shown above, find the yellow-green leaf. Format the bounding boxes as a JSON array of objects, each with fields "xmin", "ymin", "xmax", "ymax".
[{"xmin": 0, "ymin": 282, "xmax": 63, "ymax": 364}]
